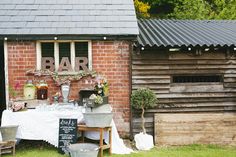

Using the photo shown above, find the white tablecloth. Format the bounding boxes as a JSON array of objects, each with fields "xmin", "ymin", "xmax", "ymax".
[{"xmin": 1, "ymin": 107, "xmax": 132, "ymax": 154}]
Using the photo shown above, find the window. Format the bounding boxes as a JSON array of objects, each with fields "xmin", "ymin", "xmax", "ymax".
[
  {"xmin": 36, "ymin": 41, "xmax": 92, "ymax": 73},
  {"xmin": 41, "ymin": 43, "xmax": 54, "ymax": 71},
  {"xmin": 41, "ymin": 43, "xmax": 54, "ymax": 58},
  {"xmin": 59, "ymin": 42, "xmax": 71, "ymax": 62},
  {"xmin": 75, "ymin": 42, "xmax": 89, "ymax": 69},
  {"xmin": 172, "ymin": 75, "xmax": 222, "ymax": 83},
  {"xmin": 75, "ymin": 42, "xmax": 88, "ymax": 58}
]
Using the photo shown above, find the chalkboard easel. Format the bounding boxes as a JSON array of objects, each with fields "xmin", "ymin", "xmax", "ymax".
[{"xmin": 58, "ymin": 118, "xmax": 77, "ymax": 154}]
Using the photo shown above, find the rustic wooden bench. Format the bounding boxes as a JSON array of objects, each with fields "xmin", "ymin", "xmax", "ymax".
[{"xmin": 0, "ymin": 140, "xmax": 16, "ymax": 156}]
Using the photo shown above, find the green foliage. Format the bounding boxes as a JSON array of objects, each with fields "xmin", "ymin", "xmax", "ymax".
[
  {"xmin": 170, "ymin": 0, "xmax": 212, "ymax": 19},
  {"xmin": 135, "ymin": 0, "xmax": 236, "ymax": 19},
  {"xmin": 170, "ymin": 0, "xmax": 236, "ymax": 19},
  {"xmin": 141, "ymin": 0, "xmax": 176, "ymax": 18},
  {"xmin": 131, "ymin": 88, "xmax": 157, "ymax": 133},
  {"xmin": 134, "ymin": 0, "xmax": 151, "ymax": 18},
  {"xmin": 131, "ymin": 88, "xmax": 158, "ymax": 109}
]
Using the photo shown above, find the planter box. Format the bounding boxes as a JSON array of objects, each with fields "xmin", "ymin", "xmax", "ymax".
[{"xmin": 83, "ymin": 113, "xmax": 113, "ymax": 127}]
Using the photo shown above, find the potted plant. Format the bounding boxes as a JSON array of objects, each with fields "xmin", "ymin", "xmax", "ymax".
[{"xmin": 131, "ymin": 88, "xmax": 158, "ymax": 150}]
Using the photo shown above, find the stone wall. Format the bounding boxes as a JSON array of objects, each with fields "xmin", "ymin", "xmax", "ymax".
[
  {"xmin": 155, "ymin": 113, "xmax": 236, "ymax": 146},
  {"xmin": 7, "ymin": 40, "xmax": 131, "ymax": 136}
]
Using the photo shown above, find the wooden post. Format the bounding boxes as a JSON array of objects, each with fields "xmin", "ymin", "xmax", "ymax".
[
  {"xmin": 109, "ymin": 127, "xmax": 112, "ymax": 155},
  {"xmin": 100, "ymin": 128, "xmax": 104, "ymax": 157}
]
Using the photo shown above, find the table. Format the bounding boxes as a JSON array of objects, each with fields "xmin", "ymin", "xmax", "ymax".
[
  {"xmin": 1, "ymin": 107, "xmax": 133, "ymax": 154},
  {"xmin": 1, "ymin": 109, "xmax": 84, "ymax": 147},
  {"xmin": 78, "ymin": 125, "xmax": 112, "ymax": 157}
]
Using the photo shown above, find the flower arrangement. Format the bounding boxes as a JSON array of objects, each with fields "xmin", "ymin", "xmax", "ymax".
[
  {"xmin": 89, "ymin": 94, "xmax": 103, "ymax": 105},
  {"xmin": 94, "ymin": 75, "xmax": 109, "ymax": 96},
  {"xmin": 8, "ymin": 82, "xmax": 28, "ymax": 111},
  {"xmin": 94, "ymin": 95, "xmax": 103, "ymax": 105},
  {"xmin": 26, "ymin": 69, "xmax": 97, "ymax": 86},
  {"xmin": 9, "ymin": 82, "xmax": 21, "ymax": 99}
]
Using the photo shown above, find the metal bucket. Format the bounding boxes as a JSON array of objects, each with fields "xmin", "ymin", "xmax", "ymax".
[
  {"xmin": 83, "ymin": 113, "xmax": 113, "ymax": 127},
  {"xmin": 0, "ymin": 125, "xmax": 18, "ymax": 141},
  {"xmin": 68, "ymin": 143, "xmax": 99, "ymax": 157}
]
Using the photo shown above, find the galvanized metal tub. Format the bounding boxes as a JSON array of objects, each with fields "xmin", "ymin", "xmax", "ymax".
[
  {"xmin": 68, "ymin": 143, "xmax": 99, "ymax": 157},
  {"xmin": 83, "ymin": 113, "xmax": 113, "ymax": 127},
  {"xmin": 0, "ymin": 125, "xmax": 18, "ymax": 141}
]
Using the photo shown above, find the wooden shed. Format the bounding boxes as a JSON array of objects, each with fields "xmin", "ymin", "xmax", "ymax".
[{"xmin": 132, "ymin": 19, "xmax": 236, "ymax": 145}]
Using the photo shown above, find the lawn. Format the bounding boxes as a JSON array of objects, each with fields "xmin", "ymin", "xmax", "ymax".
[{"xmin": 3, "ymin": 140, "xmax": 236, "ymax": 157}]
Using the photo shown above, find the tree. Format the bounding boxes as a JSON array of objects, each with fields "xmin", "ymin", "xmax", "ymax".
[
  {"xmin": 141, "ymin": 0, "xmax": 176, "ymax": 18},
  {"xmin": 170, "ymin": 0, "xmax": 236, "ymax": 19},
  {"xmin": 131, "ymin": 88, "xmax": 158, "ymax": 134},
  {"xmin": 215, "ymin": 0, "xmax": 236, "ymax": 19},
  {"xmin": 134, "ymin": 0, "xmax": 151, "ymax": 18},
  {"xmin": 134, "ymin": 0, "xmax": 236, "ymax": 19},
  {"xmin": 170, "ymin": 0, "xmax": 212, "ymax": 19}
]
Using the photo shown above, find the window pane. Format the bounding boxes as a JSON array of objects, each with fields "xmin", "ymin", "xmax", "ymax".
[
  {"xmin": 41, "ymin": 43, "xmax": 54, "ymax": 58},
  {"xmin": 59, "ymin": 43, "xmax": 71, "ymax": 62},
  {"xmin": 41, "ymin": 43, "xmax": 54, "ymax": 71},
  {"xmin": 75, "ymin": 42, "xmax": 88, "ymax": 58},
  {"xmin": 172, "ymin": 75, "xmax": 222, "ymax": 83}
]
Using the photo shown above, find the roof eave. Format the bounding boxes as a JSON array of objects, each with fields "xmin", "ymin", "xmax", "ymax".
[{"xmin": 0, "ymin": 34, "xmax": 138, "ymax": 41}]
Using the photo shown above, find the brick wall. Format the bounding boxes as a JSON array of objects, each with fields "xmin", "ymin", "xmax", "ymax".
[
  {"xmin": 92, "ymin": 41, "xmax": 131, "ymax": 136},
  {"xmin": 7, "ymin": 40, "xmax": 131, "ymax": 136},
  {"xmin": 8, "ymin": 41, "xmax": 36, "ymax": 93}
]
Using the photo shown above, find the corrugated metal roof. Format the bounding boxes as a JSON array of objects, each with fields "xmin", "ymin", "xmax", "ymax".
[
  {"xmin": 0, "ymin": 0, "xmax": 138, "ymax": 36},
  {"xmin": 138, "ymin": 19, "xmax": 236, "ymax": 47}
]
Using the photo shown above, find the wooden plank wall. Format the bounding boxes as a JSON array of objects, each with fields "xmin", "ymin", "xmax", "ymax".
[
  {"xmin": 131, "ymin": 48, "xmax": 236, "ymax": 136},
  {"xmin": 155, "ymin": 113, "xmax": 236, "ymax": 146}
]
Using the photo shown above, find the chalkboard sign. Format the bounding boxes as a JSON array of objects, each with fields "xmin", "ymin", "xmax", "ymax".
[{"xmin": 58, "ymin": 118, "xmax": 77, "ymax": 154}]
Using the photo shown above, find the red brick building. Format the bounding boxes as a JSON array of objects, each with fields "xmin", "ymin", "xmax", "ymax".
[{"xmin": 0, "ymin": 0, "xmax": 138, "ymax": 136}]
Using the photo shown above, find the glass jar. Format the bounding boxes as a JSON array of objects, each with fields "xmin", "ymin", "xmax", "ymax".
[
  {"xmin": 36, "ymin": 80, "xmax": 48, "ymax": 100},
  {"xmin": 23, "ymin": 80, "xmax": 36, "ymax": 100}
]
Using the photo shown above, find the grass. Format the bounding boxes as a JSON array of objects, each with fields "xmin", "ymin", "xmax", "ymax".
[
  {"xmin": 112, "ymin": 145, "xmax": 236, "ymax": 157},
  {"xmin": 3, "ymin": 140, "xmax": 236, "ymax": 157}
]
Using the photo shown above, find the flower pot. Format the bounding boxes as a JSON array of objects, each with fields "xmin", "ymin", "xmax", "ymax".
[
  {"xmin": 134, "ymin": 132, "xmax": 154, "ymax": 150},
  {"xmin": 83, "ymin": 113, "xmax": 113, "ymax": 127}
]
